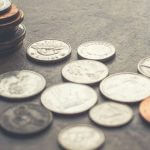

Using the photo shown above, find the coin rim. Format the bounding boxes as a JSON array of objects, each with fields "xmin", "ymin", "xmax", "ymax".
[{"xmin": 0, "ymin": 0, "xmax": 11, "ymax": 14}]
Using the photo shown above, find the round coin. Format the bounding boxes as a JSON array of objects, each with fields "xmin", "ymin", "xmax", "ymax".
[
  {"xmin": 27, "ymin": 40, "xmax": 71, "ymax": 62},
  {"xmin": 58, "ymin": 125, "xmax": 105, "ymax": 150},
  {"xmin": 0, "ymin": 70, "xmax": 46, "ymax": 99},
  {"xmin": 62, "ymin": 60, "xmax": 109, "ymax": 84},
  {"xmin": 100, "ymin": 72, "xmax": 150, "ymax": 103},
  {"xmin": 77, "ymin": 41, "xmax": 116, "ymax": 61},
  {"xmin": 0, "ymin": 0, "xmax": 11, "ymax": 14},
  {"xmin": 0, "ymin": 104, "xmax": 53, "ymax": 135},
  {"xmin": 89, "ymin": 102, "xmax": 133, "ymax": 127},
  {"xmin": 41, "ymin": 83, "xmax": 97, "ymax": 114}
]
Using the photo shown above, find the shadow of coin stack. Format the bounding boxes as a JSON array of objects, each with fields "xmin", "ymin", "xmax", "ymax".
[{"xmin": 0, "ymin": 1, "xmax": 26, "ymax": 55}]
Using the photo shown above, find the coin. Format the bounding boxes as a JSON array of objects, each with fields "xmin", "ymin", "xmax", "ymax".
[
  {"xmin": 100, "ymin": 72, "xmax": 150, "ymax": 103},
  {"xmin": 27, "ymin": 40, "xmax": 71, "ymax": 62},
  {"xmin": 77, "ymin": 41, "xmax": 116, "ymax": 61},
  {"xmin": 41, "ymin": 83, "xmax": 97, "ymax": 114},
  {"xmin": 0, "ymin": 70, "xmax": 46, "ymax": 99},
  {"xmin": 89, "ymin": 102, "xmax": 133, "ymax": 127},
  {"xmin": 0, "ymin": 0, "xmax": 11, "ymax": 14},
  {"xmin": 0, "ymin": 104, "xmax": 53, "ymax": 135},
  {"xmin": 62, "ymin": 60, "xmax": 109, "ymax": 84},
  {"xmin": 58, "ymin": 125, "xmax": 105, "ymax": 150}
]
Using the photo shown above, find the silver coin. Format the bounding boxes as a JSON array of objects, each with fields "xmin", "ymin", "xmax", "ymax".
[
  {"xmin": 27, "ymin": 40, "xmax": 71, "ymax": 62},
  {"xmin": 89, "ymin": 102, "xmax": 133, "ymax": 127},
  {"xmin": 77, "ymin": 41, "xmax": 116, "ymax": 61},
  {"xmin": 0, "ymin": 70, "xmax": 46, "ymax": 99},
  {"xmin": 41, "ymin": 83, "xmax": 97, "ymax": 114},
  {"xmin": 62, "ymin": 60, "xmax": 109, "ymax": 84},
  {"xmin": 100, "ymin": 72, "xmax": 150, "ymax": 103},
  {"xmin": 58, "ymin": 125, "xmax": 105, "ymax": 150},
  {"xmin": 0, "ymin": 0, "xmax": 11, "ymax": 14}
]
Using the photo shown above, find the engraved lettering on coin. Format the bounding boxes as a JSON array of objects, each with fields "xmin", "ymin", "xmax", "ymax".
[
  {"xmin": 58, "ymin": 125, "xmax": 105, "ymax": 150},
  {"xmin": 41, "ymin": 83, "xmax": 97, "ymax": 114},
  {"xmin": 89, "ymin": 102, "xmax": 133, "ymax": 127},
  {"xmin": 100, "ymin": 72, "xmax": 150, "ymax": 103},
  {"xmin": 0, "ymin": 0, "xmax": 11, "ymax": 13},
  {"xmin": 62, "ymin": 60, "xmax": 109, "ymax": 84}
]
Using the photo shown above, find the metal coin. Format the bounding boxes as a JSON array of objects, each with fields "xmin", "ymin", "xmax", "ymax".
[
  {"xmin": 89, "ymin": 102, "xmax": 133, "ymax": 127},
  {"xmin": 62, "ymin": 60, "xmax": 109, "ymax": 84},
  {"xmin": 100, "ymin": 72, "xmax": 150, "ymax": 103},
  {"xmin": 58, "ymin": 125, "xmax": 105, "ymax": 150},
  {"xmin": 77, "ymin": 41, "xmax": 116, "ymax": 61},
  {"xmin": 0, "ymin": 104, "xmax": 53, "ymax": 135},
  {"xmin": 0, "ymin": 70, "xmax": 46, "ymax": 99},
  {"xmin": 27, "ymin": 40, "xmax": 71, "ymax": 62},
  {"xmin": 41, "ymin": 83, "xmax": 97, "ymax": 114},
  {"xmin": 0, "ymin": 0, "xmax": 11, "ymax": 14}
]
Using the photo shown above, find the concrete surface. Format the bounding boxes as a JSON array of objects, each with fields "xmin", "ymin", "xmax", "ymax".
[{"xmin": 0, "ymin": 0, "xmax": 150, "ymax": 149}]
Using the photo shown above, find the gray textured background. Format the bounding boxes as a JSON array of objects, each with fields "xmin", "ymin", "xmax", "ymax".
[{"xmin": 0, "ymin": 0, "xmax": 150, "ymax": 149}]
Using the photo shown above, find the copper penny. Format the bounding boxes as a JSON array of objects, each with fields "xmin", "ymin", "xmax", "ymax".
[{"xmin": 139, "ymin": 97, "xmax": 150, "ymax": 122}]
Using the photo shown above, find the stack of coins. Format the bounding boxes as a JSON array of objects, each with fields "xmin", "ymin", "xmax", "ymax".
[{"xmin": 0, "ymin": 0, "xmax": 26, "ymax": 54}]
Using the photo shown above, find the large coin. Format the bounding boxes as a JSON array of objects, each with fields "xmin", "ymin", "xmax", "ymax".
[
  {"xmin": 0, "ymin": 104, "xmax": 53, "ymax": 134},
  {"xmin": 27, "ymin": 40, "xmax": 71, "ymax": 62},
  {"xmin": 77, "ymin": 41, "xmax": 116, "ymax": 61},
  {"xmin": 62, "ymin": 60, "xmax": 108, "ymax": 84},
  {"xmin": 0, "ymin": 70, "xmax": 46, "ymax": 99},
  {"xmin": 89, "ymin": 102, "xmax": 133, "ymax": 127},
  {"xmin": 58, "ymin": 125, "xmax": 105, "ymax": 150},
  {"xmin": 0, "ymin": 0, "xmax": 11, "ymax": 14},
  {"xmin": 41, "ymin": 83, "xmax": 97, "ymax": 114},
  {"xmin": 100, "ymin": 72, "xmax": 150, "ymax": 103}
]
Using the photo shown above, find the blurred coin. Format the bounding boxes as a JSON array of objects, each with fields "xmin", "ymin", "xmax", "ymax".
[
  {"xmin": 89, "ymin": 102, "xmax": 133, "ymax": 127},
  {"xmin": 77, "ymin": 41, "xmax": 115, "ymax": 61},
  {"xmin": 0, "ymin": 0, "xmax": 11, "ymax": 14},
  {"xmin": 58, "ymin": 125, "xmax": 105, "ymax": 150},
  {"xmin": 62, "ymin": 60, "xmax": 108, "ymax": 84},
  {"xmin": 0, "ymin": 104, "xmax": 53, "ymax": 135},
  {"xmin": 27, "ymin": 40, "xmax": 71, "ymax": 62},
  {"xmin": 41, "ymin": 83, "xmax": 97, "ymax": 114},
  {"xmin": 100, "ymin": 72, "xmax": 150, "ymax": 103},
  {"xmin": 0, "ymin": 70, "xmax": 46, "ymax": 99}
]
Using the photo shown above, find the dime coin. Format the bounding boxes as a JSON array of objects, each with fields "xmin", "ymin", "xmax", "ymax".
[
  {"xmin": 0, "ymin": 70, "xmax": 46, "ymax": 99},
  {"xmin": 100, "ymin": 72, "xmax": 150, "ymax": 103},
  {"xmin": 138, "ymin": 57, "xmax": 150, "ymax": 78},
  {"xmin": 77, "ymin": 41, "xmax": 116, "ymax": 61},
  {"xmin": 62, "ymin": 60, "xmax": 108, "ymax": 84},
  {"xmin": 41, "ymin": 83, "xmax": 97, "ymax": 114},
  {"xmin": 58, "ymin": 125, "xmax": 105, "ymax": 150},
  {"xmin": 0, "ymin": 0, "xmax": 11, "ymax": 14},
  {"xmin": 27, "ymin": 40, "xmax": 71, "ymax": 62},
  {"xmin": 0, "ymin": 104, "xmax": 53, "ymax": 134},
  {"xmin": 89, "ymin": 102, "xmax": 133, "ymax": 127}
]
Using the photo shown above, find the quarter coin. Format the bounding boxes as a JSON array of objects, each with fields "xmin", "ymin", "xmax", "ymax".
[
  {"xmin": 0, "ymin": 104, "xmax": 53, "ymax": 134},
  {"xmin": 27, "ymin": 40, "xmax": 71, "ymax": 62},
  {"xmin": 58, "ymin": 125, "xmax": 105, "ymax": 150},
  {"xmin": 0, "ymin": 70, "xmax": 46, "ymax": 99},
  {"xmin": 89, "ymin": 102, "xmax": 133, "ymax": 127},
  {"xmin": 77, "ymin": 41, "xmax": 115, "ymax": 61},
  {"xmin": 0, "ymin": 0, "xmax": 11, "ymax": 14},
  {"xmin": 41, "ymin": 83, "xmax": 97, "ymax": 114},
  {"xmin": 62, "ymin": 60, "xmax": 109, "ymax": 84},
  {"xmin": 100, "ymin": 72, "xmax": 150, "ymax": 103}
]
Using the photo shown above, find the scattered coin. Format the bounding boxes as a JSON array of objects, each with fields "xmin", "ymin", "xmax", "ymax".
[
  {"xmin": 0, "ymin": 104, "xmax": 53, "ymax": 134},
  {"xmin": 0, "ymin": 0, "xmax": 11, "ymax": 14},
  {"xmin": 77, "ymin": 41, "xmax": 116, "ymax": 61},
  {"xmin": 27, "ymin": 40, "xmax": 71, "ymax": 62},
  {"xmin": 62, "ymin": 60, "xmax": 109, "ymax": 84},
  {"xmin": 89, "ymin": 102, "xmax": 133, "ymax": 127},
  {"xmin": 0, "ymin": 70, "xmax": 46, "ymax": 99},
  {"xmin": 58, "ymin": 125, "xmax": 105, "ymax": 150},
  {"xmin": 100, "ymin": 72, "xmax": 150, "ymax": 103},
  {"xmin": 41, "ymin": 83, "xmax": 97, "ymax": 114}
]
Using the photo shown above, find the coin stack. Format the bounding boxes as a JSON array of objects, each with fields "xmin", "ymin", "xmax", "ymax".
[{"xmin": 0, "ymin": 0, "xmax": 26, "ymax": 55}]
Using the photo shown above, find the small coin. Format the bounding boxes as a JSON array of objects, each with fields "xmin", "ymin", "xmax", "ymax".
[
  {"xmin": 0, "ymin": 0, "xmax": 11, "ymax": 14},
  {"xmin": 27, "ymin": 40, "xmax": 71, "ymax": 62},
  {"xmin": 100, "ymin": 72, "xmax": 150, "ymax": 103},
  {"xmin": 0, "ymin": 70, "xmax": 46, "ymax": 99},
  {"xmin": 0, "ymin": 104, "xmax": 53, "ymax": 135},
  {"xmin": 89, "ymin": 102, "xmax": 133, "ymax": 127},
  {"xmin": 41, "ymin": 83, "xmax": 97, "ymax": 114},
  {"xmin": 77, "ymin": 41, "xmax": 116, "ymax": 61},
  {"xmin": 62, "ymin": 60, "xmax": 109, "ymax": 84}
]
